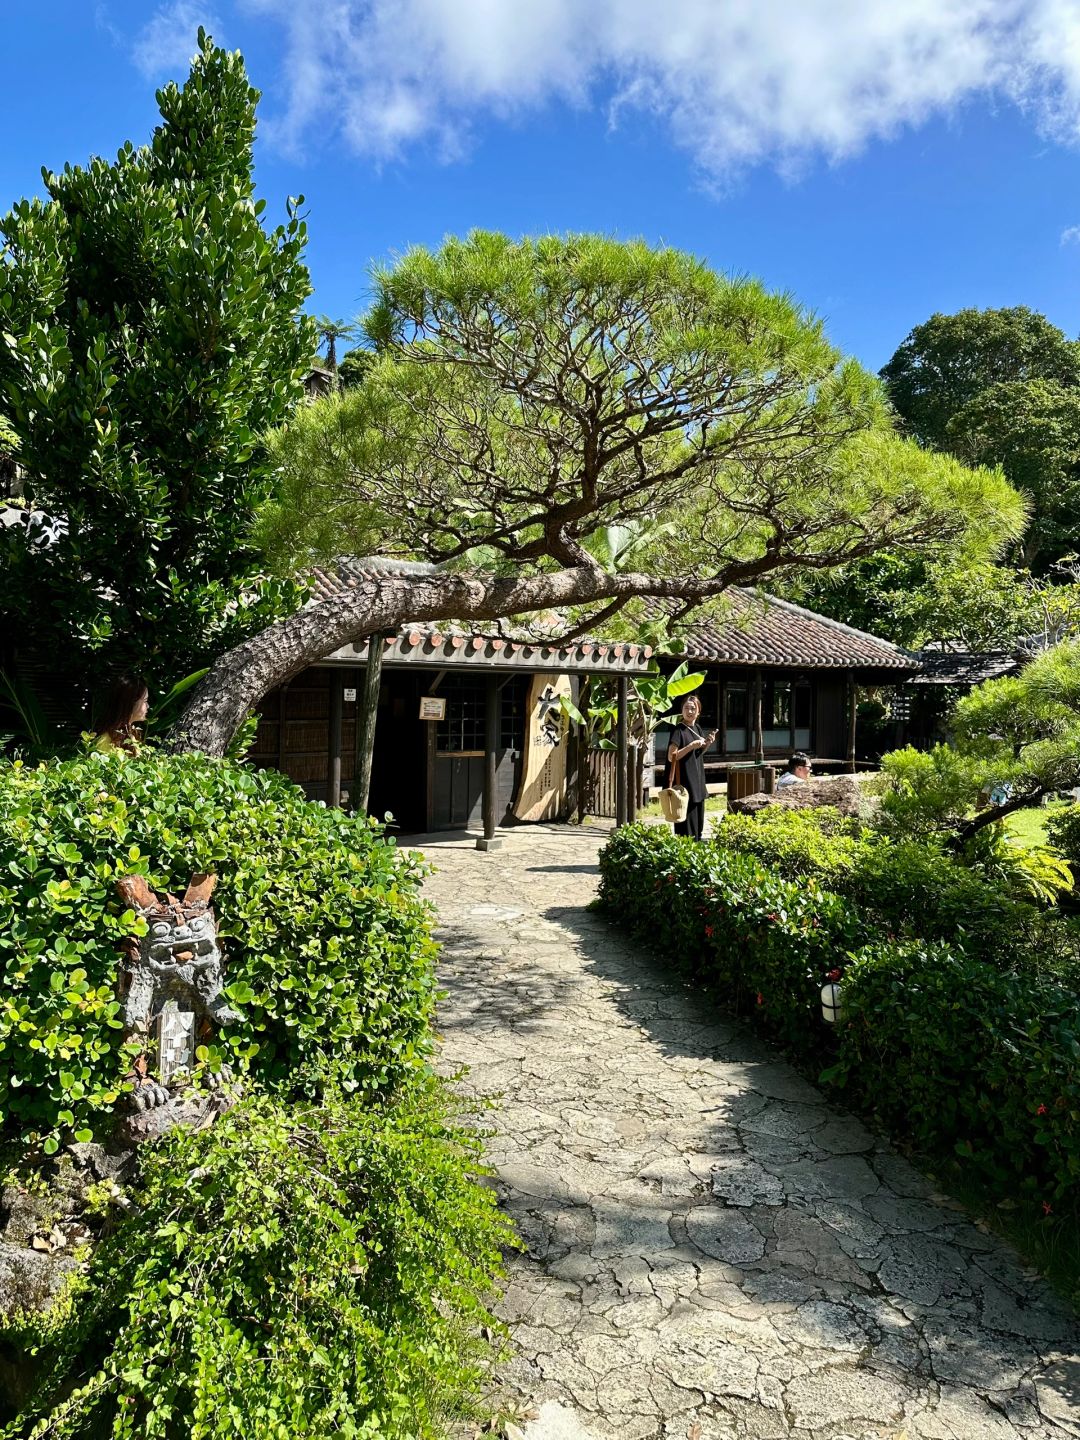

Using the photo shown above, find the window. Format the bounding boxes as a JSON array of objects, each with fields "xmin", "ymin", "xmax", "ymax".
[
  {"xmin": 435, "ymin": 678, "xmax": 526, "ymax": 754},
  {"xmin": 725, "ymin": 685, "xmax": 748, "ymax": 753},
  {"xmin": 763, "ymin": 679, "xmax": 791, "ymax": 748}
]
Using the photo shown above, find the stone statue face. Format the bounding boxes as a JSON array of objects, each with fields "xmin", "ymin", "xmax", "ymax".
[
  {"xmin": 145, "ymin": 902, "xmax": 220, "ymax": 972},
  {"xmin": 117, "ymin": 873, "xmax": 239, "ymax": 1093}
]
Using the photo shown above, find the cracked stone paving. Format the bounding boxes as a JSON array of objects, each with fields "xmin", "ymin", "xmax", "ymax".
[{"xmin": 416, "ymin": 824, "xmax": 1080, "ymax": 1440}]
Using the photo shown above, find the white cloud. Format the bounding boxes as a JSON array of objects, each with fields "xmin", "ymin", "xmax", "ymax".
[
  {"xmin": 219, "ymin": 0, "xmax": 1080, "ymax": 178},
  {"xmin": 132, "ymin": 1, "xmax": 223, "ymax": 79},
  {"xmin": 1061, "ymin": 224, "xmax": 1080, "ymax": 244}
]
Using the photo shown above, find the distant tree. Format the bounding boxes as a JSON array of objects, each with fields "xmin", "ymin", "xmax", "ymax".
[
  {"xmin": 784, "ymin": 553, "xmax": 1080, "ymax": 652},
  {"xmin": 880, "ymin": 307, "xmax": 1080, "ymax": 571},
  {"xmin": 337, "ymin": 347, "xmax": 377, "ymax": 390},
  {"xmin": 167, "ymin": 232, "xmax": 1022, "ymax": 756},
  {"xmin": 0, "ymin": 31, "xmax": 315, "ymax": 700},
  {"xmin": 944, "ymin": 379, "xmax": 1080, "ymax": 570},
  {"xmin": 315, "ymin": 317, "xmax": 356, "ymax": 371},
  {"xmin": 880, "ymin": 307, "xmax": 1080, "ymax": 448}
]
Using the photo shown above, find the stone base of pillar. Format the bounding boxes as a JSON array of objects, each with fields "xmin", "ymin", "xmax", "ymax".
[{"xmin": 475, "ymin": 836, "xmax": 505, "ymax": 852}]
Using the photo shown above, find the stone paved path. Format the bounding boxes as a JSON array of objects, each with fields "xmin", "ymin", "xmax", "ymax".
[{"xmin": 418, "ymin": 825, "xmax": 1080, "ymax": 1440}]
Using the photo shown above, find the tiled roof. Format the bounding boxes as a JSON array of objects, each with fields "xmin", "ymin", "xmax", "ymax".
[
  {"xmin": 908, "ymin": 650, "xmax": 1022, "ymax": 686},
  {"xmin": 661, "ymin": 590, "xmax": 916, "ymax": 671}
]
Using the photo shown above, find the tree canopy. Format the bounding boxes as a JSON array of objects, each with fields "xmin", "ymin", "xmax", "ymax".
[
  {"xmin": 171, "ymin": 232, "xmax": 1023, "ymax": 755},
  {"xmin": 880, "ymin": 638, "xmax": 1080, "ymax": 844},
  {"xmin": 880, "ymin": 307, "xmax": 1080, "ymax": 572},
  {"xmin": 0, "ymin": 30, "xmax": 315, "ymax": 701}
]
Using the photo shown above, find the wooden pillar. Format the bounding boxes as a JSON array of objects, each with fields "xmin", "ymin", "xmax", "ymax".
[
  {"xmin": 476, "ymin": 673, "xmax": 503, "ymax": 852},
  {"xmin": 276, "ymin": 683, "xmax": 290, "ymax": 775},
  {"xmin": 627, "ymin": 741, "xmax": 639, "ymax": 824},
  {"xmin": 847, "ymin": 675, "xmax": 858, "ymax": 773},
  {"xmin": 576, "ymin": 677, "xmax": 591, "ymax": 824},
  {"xmin": 328, "ymin": 670, "xmax": 344, "ymax": 809},
  {"xmin": 615, "ymin": 674, "xmax": 629, "ymax": 826},
  {"xmin": 354, "ymin": 634, "xmax": 386, "ymax": 814},
  {"xmin": 753, "ymin": 670, "xmax": 765, "ymax": 765}
]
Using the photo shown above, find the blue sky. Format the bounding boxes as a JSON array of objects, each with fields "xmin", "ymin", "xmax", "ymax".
[{"xmin": 5, "ymin": 1, "xmax": 1080, "ymax": 372}]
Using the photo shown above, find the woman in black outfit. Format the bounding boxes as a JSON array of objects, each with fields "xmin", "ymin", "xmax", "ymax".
[{"xmin": 666, "ymin": 695, "xmax": 716, "ymax": 841}]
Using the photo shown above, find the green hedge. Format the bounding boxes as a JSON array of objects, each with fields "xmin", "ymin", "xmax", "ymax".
[
  {"xmin": 715, "ymin": 809, "xmax": 1079, "ymax": 982},
  {"xmin": 598, "ymin": 823, "xmax": 1080, "ymax": 1219},
  {"xmin": 597, "ymin": 824, "xmax": 864, "ymax": 1058},
  {"xmin": 0, "ymin": 753, "xmax": 437, "ymax": 1150},
  {"xmin": 4, "ymin": 1079, "xmax": 514, "ymax": 1439},
  {"xmin": 838, "ymin": 942, "xmax": 1080, "ymax": 1210}
]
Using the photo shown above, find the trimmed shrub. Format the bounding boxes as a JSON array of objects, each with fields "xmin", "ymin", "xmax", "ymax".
[
  {"xmin": 835, "ymin": 941, "xmax": 1080, "ymax": 1212},
  {"xmin": 713, "ymin": 808, "xmax": 1080, "ymax": 982},
  {"xmin": 1048, "ymin": 803, "xmax": 1080, "ymax": 870},
  {"xmin": 600, "ymin": 822, "xmax": 1080, "ymax": 1229},
  {"xmin": 0, "ymin": 752, "xmax": 437, "ymax": 1150},
  {"xmin": 4, "ymin": 1078, "xmax": 514, "ymax": 1439},
  {"xmin": 713, "ymin": 808, "xmax": 861, "ymax": 883},
  {"xmin": 598, "ymin": 824, "xmax": 862, "ymax": 1057}
]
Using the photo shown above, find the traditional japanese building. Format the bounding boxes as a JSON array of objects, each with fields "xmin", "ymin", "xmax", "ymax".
[
  {"xmin": 247, "ymin": 574, "xmax": 916, "ymax": 834},
  {"xmin": 648, "ymin": 590, "xmax": 918, "ymax": 790}
]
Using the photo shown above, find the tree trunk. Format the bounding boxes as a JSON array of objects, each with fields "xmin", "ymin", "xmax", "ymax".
[
  {"xmin": 163, "ymin": 561, "xmax": 781, "ymax": 756},
  {"xmin": 951, "ymin": 789, "xmax": 1048, "ymax": 846}
]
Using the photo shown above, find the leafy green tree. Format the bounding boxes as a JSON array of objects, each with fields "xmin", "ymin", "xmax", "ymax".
[
  {"xmin": 880, "ymin": 307, "xmax": 1080, "ymax": 448},
  {"xmin": 170, "ymin": 233, "xmax": 1022, "ymax": 756},
  {"xmin": 315, "ymin": 316, "xmax": 356, "ymax": 371},
  {"xmin": 879, "ymin": 639, "xmax": 1080, "ymax": 842},
  {"xmin": 0, "ymin": 30, "xmax": 315, "ymax": 701},
  {"xmin": 945, "ymin": 379, "xmax": 1080, "ymax": 569},
  {"xmin": 783, "ymin": 551, "xmax": 1080, "ymax": 653},
  {"xmin": 337, "ymin": 346, "xmax": 377, "ymax": 389},
  {"xmin": 881, "ymin": 307, "xmax": 1080, "ymax": 571}
]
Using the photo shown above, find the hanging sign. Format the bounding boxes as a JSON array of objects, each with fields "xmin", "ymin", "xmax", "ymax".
[
  {"xmin": 343, "ymin": 688, "xmax": 357, "ymax": 702},
  {"xmin": 419, "ymin": 696, "xmax": 446, "ymax": 720}
]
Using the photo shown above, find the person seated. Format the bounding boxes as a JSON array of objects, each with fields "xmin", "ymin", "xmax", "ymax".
[
  {"xmin": 775, "ymin": 751, "xmax": 812, "ymax": 789},
  {"xmin": 93, "ymin": 675, "xmax": 149, "ymax": 754}
]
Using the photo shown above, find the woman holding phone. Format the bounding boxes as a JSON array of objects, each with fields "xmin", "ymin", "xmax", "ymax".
[{"xmin": 666, "ymin": 694, "xmax": 716, "ymax": 841}]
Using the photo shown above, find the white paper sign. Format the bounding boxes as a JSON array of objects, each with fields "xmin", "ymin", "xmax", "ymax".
[
  {"xmin": 419, "ymin": 696, "xmax": 447, "ymax": 720},
  {"xmin": 343, "ymin": 688, "xmax": 357, "ymax": 702}
]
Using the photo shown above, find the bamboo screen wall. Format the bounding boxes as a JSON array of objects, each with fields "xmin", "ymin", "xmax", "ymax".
[{"xmin": 249, "ymin": 669, "xmax": 360, "ymax": 796}]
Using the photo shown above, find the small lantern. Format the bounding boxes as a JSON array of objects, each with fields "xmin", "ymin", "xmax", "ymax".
[{"xmin": 820, "ymin": 981, "xmax": 842, "ymax": 1025}]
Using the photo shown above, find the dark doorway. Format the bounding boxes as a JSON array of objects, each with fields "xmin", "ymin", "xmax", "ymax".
[
  {"xmin": 430, "ymin": 675, "xmax": 526, "ymax": 830},
  {"xmin": 367, "ymin": 671, "xmax": 428, "ymax": 832}
]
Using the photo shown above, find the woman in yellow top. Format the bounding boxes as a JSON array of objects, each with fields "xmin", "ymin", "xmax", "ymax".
[{"xmin": 93, "ymin": 676, "xmax": 149, "ymax": 754}]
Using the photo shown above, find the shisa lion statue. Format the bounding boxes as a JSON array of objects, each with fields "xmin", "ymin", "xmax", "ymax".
[{"xmin": 116, "ymin": 872, "xmax": 240, "ymax": 1112}]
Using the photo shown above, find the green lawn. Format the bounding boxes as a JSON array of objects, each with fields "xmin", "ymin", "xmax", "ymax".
[{"xmin": 1004, "ymin": 799, "xmax": 1072, "ymax": 848}]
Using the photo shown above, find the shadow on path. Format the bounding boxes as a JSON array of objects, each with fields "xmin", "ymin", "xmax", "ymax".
[{"xmin": 425, "ymin": 828, "xmax": 1080, "ymax": 1440}]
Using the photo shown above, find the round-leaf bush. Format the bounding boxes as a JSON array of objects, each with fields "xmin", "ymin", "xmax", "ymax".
[
  {"xmin": 4, "ymin": 1079, "xmax": 515, "ymax": 1439},
  {"xmin": 0, "ymin": 752, "xmax": 437, "ymax": 1149}
]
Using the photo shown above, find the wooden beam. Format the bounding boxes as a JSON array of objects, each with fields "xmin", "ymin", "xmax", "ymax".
[
  {"xmin": 276, "ymin": 682, "xmax": 290, "ymax": 775},
  {"xmin": 615, "ymin": 674, "xmax": 629, "ymax": 826},
  {"xmin": 477, "ymin": 672, "xmax": 502, "ymax": 851},
  {"xmin": 753, "ymin": 670, "xmax": 765, "ymax": 765},
  {"xmin": 355, "ymin": 634, "xmax": 387, "ymax": 814},
  {"xmin": 576, "ymin": 676, "xmax": 591, "ymax": 824},
  {"xmin": 847, "ymin": 675, "xmax": 858, "ymax": 773},
  {"xmin": 328, "ymin": 671, "xmax": 344, "ymax": 808},
  {"xmin": 627, "ymin": 740, "xmax": 639, "ymax": 824}
]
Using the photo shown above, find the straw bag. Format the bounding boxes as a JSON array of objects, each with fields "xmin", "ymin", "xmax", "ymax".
[{"xmin": 660, "ymin": 752, "xmax": 690, "ymax": 824}]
